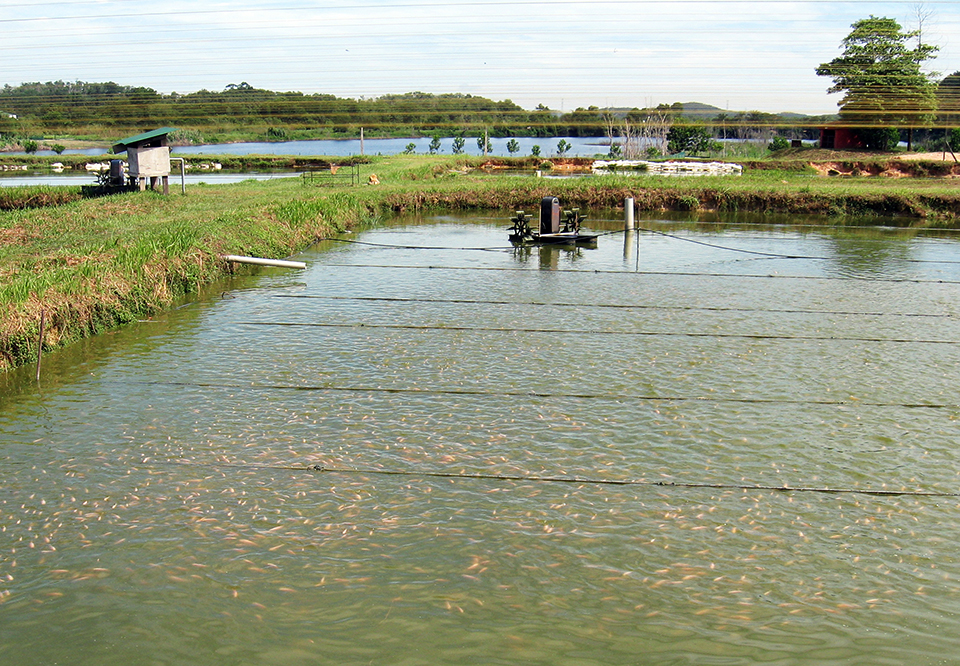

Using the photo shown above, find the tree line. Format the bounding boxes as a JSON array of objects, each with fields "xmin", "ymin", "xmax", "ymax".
[{"xmin": 0, "ymin": 80, "xmax": 829, "ymax": 147}]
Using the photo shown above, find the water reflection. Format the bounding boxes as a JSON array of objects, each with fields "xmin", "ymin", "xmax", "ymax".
[
  {"xmin": 3, "ymin": 214, "xmax": 960, "ymax": 665},
  {"xmin": 623, "ymin": 229, "xmax": 638, "ymax": 269},
  {"xmin": 510, "ymin": 243, "xmax": 595, "ymax": 269},
  {"xmin": 827, "ymin": 236, "xmax": 919, "ymax": 278}
]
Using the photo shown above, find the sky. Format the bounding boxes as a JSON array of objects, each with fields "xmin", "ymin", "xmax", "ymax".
[{"xmin": 3, "ymin": 0, "xmax": 959, "ymax": 115}]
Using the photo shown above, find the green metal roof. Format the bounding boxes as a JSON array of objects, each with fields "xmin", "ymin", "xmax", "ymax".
[{"xmin": 112, "ymin": 127, "xmax": 177, "ymax": 154}]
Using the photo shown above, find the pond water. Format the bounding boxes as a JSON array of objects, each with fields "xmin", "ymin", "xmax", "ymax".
[
  {"xmin": 8, "ymin": 136, "xmax": 610, "ymax": 158},
  {"xmin": 2, "ymin": 135, "xmax": 609, "ymax": 187},
  {"xmin": 0, "ymin": 171, "xmax": 303, "ymax": 188},
  {"xmin": 3, "ymin": 213, "xmax": 960, "ymax": 665}
]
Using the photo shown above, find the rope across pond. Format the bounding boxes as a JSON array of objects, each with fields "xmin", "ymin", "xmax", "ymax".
[{"xmin": 138, "ymin": 458, "xmax": 960, "ymax": 499}]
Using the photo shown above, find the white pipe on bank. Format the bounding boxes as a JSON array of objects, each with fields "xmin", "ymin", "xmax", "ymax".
[
  {"xmin": 222, "ymin": 255, "xmax": 307, "ymax": 270},
  {"xmin": 170, "ymin": 157, "xmax": 186, "ymax": 195}
]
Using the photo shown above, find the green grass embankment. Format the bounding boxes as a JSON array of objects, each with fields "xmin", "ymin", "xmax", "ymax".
[
  {"xmin": 0, "ymin": 178, "xmax": 374, "ymax": 371},
  {"xmin": 3, "ymin": 153, "xmax": 960, "ymax": 372},
  {"xmin": 0, "ymin": 186, "xmax": 84, "ymax": 210}
]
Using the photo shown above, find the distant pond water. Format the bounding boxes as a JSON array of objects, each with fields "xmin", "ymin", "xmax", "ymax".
[
  {"xmin": 3, "ymin": 212, "xmax": 960, "ymax": 664},
  {"xmin": 11, "ymin": 136, "xmax": 611, "ymax": 158},
  {"xmin": 2, "ymin": 136, "xmax": 611, "ymax": 186},
  {"xmin": 0, "ymin": 171, "xmax": 303, "ymax": 187}
]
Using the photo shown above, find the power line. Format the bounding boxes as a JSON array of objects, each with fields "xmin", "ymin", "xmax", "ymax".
[{"xmin": 6, "ymin": 0, "xmax": 954, "ymax": 25}]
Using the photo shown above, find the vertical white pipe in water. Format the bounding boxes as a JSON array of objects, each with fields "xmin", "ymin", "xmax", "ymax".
[{"xmin": 624, "ymin": 197, "xmax": 635, "ymax": 230}]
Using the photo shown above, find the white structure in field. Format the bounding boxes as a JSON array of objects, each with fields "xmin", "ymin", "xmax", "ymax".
[
  {"xmin": 112, "ymin": 127, "xmax": 177, "ymax": 193},
  {"xmin": 592, "ymin": 160, "xmax": 743, "ymax": 176}
]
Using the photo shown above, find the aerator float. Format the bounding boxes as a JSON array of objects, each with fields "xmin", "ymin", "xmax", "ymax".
[{"xmin": 508, "ymin": 196, "xmax": 598, "ymax": 247}]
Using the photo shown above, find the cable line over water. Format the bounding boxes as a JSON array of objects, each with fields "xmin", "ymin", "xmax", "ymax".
[
  {"xmin": 315, "ymin": 237, "xmax": 516, "ymax": 252},
  {"xmin": 634, "ymin": 226, "xmax": 960, "ymax": 264},
  {"xmin": 124, "ymin": 459, "xmax": 960, "ymax": 500},
  {"xmin": 317, "ymin": 262, "xmax": 960, "ymax": 285},
  {"xmin": 272, "ymin": 294, "xmax": 958, "ymax": 319},
  {"xmin": 237, "ymin": 320, "xmax": 960, "ymax": 345},
  {"xmin": 123, "ymin": 380, "xmax": 960, "ymax": 410},
  {"xmin": 316, "ymin": 230, "xmax": 960, "ymax": 266}
]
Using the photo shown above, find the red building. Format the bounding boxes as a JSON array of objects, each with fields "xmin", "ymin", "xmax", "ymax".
[{"xmin": 819, "ymin": 125, "xmax": 865, "ymax": 150}]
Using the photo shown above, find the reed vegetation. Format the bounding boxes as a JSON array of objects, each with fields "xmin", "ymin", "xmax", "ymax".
[{"xmin": 3, "ymin": 153, "xmax": 960, "ymax": 371}]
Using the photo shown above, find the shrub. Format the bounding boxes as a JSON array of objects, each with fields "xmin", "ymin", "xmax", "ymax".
[
  {"xmin": 23, "ymin": 140, "xmax": 38, "ymax": 154},
  {"xmin": 168, "ymin": 128, "xmax": 205, "ymax": 145},
  {"xmin": 677, "ymin": 195, "xmax": 700, "ymax": 210},
  {"xmin": 667, "ymin": 124, "xmax": 712, "ymax": 154},
  {"xmin": 768, "ymin": 136, "xmax": 790, "ymax": 152}
]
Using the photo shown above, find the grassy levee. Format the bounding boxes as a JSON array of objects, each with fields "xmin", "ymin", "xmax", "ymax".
[
  {"xmin": 0, "ymin": 178, "xmax": 374, "ymax": 372},
  {"xmin": 3, "ymin": 153, "xmax": 960, "ymax": 372},
  {"xmin": 0, "ymin": 186, "xmax": 85, "ymax": 211}
]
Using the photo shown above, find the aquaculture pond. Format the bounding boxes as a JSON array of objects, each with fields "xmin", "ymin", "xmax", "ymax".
[{"xmin": 3, "ymin": 212, "xmax": 960, "ymax": 665}]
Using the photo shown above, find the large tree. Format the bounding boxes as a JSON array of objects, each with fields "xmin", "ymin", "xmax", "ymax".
[
  {"xmin": 939, "ymin": 72, "xmax": 960, "ymax": 124},
  {"xmin": 937, "ymin": 72, "xmax": 960, "ymax": 154},
  {"xmin": 816, "ymin": 15, "xmax": 938, "ymax": 149}
]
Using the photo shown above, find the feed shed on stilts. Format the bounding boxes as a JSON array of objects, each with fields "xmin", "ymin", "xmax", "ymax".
[{"xmin": 112, "ymin": 127, "xmax": 177, "ymax": 194}]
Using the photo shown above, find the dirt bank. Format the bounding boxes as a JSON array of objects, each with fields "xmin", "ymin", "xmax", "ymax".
[{"xmin": 806, "ymin": 160, "xmax": 960, "ymax": 178}]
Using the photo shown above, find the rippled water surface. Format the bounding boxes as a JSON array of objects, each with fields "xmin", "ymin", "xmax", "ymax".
[{"xmin": 3, "ymin": 213, "xmax": 960, "ymax": 665}]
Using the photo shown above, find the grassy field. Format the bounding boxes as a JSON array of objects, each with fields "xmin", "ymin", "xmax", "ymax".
[{"xmin": 2, "ymin": 153, "xmax": 960, "ymax": 372}]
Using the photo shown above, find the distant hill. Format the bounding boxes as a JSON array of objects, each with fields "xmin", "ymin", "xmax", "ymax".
[
  {"xmin": 598, "ymin": 102, "xmax": 828, "ymax": 121},
  {"xmin": 677, "ymin": 102, "xmax": 725, "ymax": 118}
]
